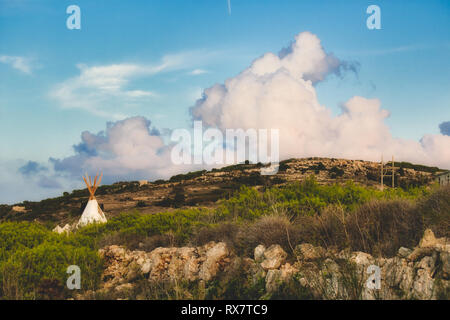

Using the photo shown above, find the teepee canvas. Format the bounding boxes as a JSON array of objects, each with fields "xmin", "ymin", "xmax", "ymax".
[{"xmin": 77, "ymin": 173, "xmax": 107, "ymax": 228}]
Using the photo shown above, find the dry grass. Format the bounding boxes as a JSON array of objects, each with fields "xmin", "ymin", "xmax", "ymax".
[{"xmin": 417, "ymin": 185, "xmax": 450, "ymax": 238}]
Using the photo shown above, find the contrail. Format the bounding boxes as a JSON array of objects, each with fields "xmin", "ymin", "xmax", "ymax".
[{"xmin": 227, "ymin": 0, "xmax": 231, "ymax": 15}]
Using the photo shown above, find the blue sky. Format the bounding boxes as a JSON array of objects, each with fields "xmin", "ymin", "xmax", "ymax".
[{"xmin": 0, "ymin": 0, "xmax": 449, "ymax": 204}]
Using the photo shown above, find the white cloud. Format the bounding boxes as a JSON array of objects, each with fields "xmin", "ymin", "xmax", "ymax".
[
  {"xmin": 189, "ymin": 69, "xmax": 209, "ymax": 75},
  {"xmin": 49, "ymin": 63, "xmax": 155, "ymax": 119},
  {"xmin": 49, "ymin": 117, "xmax": 193, "ymax": 183},
  {"xmin": 49, "ymin": 50, "xmax": 222, "ymax": 119},
  {"xmin": 9, "ymin": 31, "xmax": 449, "ymax": 204},
  {"xmin": 0, "ymin": 55, "xmax": 34, "ymax": 74},
  {"xmin": 191, "ymin": 31, "xmax": 450, "ymax": 169}
]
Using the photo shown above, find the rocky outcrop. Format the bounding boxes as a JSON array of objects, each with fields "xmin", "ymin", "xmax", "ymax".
[
  {"xmin": 98, "ymin": 241, "xmax": 233, "ymax": 292},
  {"xmin": 89, "ymin": 229, "xmax": 448, "ymax": 300},
  {"xmin": 261, "ymin": 229, "xmax": 449, "ymax": 300}
]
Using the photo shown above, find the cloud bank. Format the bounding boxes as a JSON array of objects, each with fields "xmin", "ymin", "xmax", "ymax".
[
  {"xmin": 5, "ymin": 31, "xmax": 449, "ymax": 204},
  {"xmin": 49, "ymin": 117, "xmax": 192, "ymax": 184},
  {"xmin": 190, "ymin": 31, "xmax": 450, "ymax": 169}
]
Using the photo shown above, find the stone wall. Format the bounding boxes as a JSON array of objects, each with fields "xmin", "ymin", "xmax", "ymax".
[{"xmin": 87, "ymin": 229, "xmax": 449, "ymax": 300}]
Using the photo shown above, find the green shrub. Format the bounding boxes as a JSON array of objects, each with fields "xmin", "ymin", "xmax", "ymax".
[
  {"xmin": 216, "ymin": 176, "xmax": 428, "ymax": 221},
  {"xmin": 77, "ymin": 208, "xmax": 212, "ymax": 248},
  {"xmin": 1, "ymin": 243, "xmax": 103, "ymax": 299},
  {"xmin": 0, "ymin": 222, "xmax": 103, "ymax": 299}
]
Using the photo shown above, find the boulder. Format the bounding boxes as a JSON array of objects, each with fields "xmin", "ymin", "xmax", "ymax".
[
  {"xmin": 261, "ymin": 245, "xmax": 287, "ymax": 270},
  {"xmin": 295, "ymin": 243, "xmax": 326, "ymax": 261},
  {"xmin": 52, "ymin": 225, "xmax": 63, "ymax": 234},
  {"xmin": 350, "ymin": 251, "xmax": 374, "ymax": 266},
  {"xmin": 265, "ymin": 269, "xmax": 282, "ymax": 293},
  {"xmin": 199, "ymin": 242, "xmax": 230, "ymax": 281},
  {"xmin": 254, "ymin": 245, "xmax": 266, "ymax": 262},
  {"xmin": 418, "ymin": 228, "xmax": 449, "ymax": 251},
  {"xmin": 408, "ymin": 247, "xmax": 434, "ymax": 262},
  {"xmin": 419, "ymin": 229, "xmax": 438, "ymax": 248},
  {"xmin": 398, "ymin": 247, "xmax": 412, "ymax": 259},
  {"xmin": 440, "ymin": 251, "xmax": 450, "ymax": 279},
  {"xmin": 52, "ymin": 223, "xmax": 71, "ymax": 234}
]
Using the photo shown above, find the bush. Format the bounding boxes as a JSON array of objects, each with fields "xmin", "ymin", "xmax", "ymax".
[
  {"xmin": 217, "ymin": 176, "xmax": 428, "ymax": 221},
  {"xmin": 346, "ymin": 199, "xmax": 421, "ymax": 256},
  {"xmin": 311, "ymin": 199, "xmax": 422, "ymax": 257},
  {"xmin": 136, "ymin": 201, "xmax": 147, "ymax": 208},
  {"xmin": 416, "ymin": 185, "xmax": 450, "ymax": 238},
  {"xmin": 77, "ymin": 209, "xmax": 212, "ymax": 248},
  {"xmin": 0, "ymin": 222, "xmax": 103, "ymax": 299},
  {"xmin": 237, "ymin": 215, "xmax": 299, "ymax": 256},
  {"xmin": 191, "ymin": 223, "xmax": 240, "ymax": 249}
]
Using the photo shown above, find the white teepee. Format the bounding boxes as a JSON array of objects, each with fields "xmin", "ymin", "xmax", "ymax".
[{"xmin": 77, "ymin": 173, "xmax": 107, "ymax": 228}]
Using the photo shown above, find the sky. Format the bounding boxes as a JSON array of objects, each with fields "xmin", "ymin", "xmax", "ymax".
[{"xmin": 0, "ymin": 0, "xmax": 449, "ymax": 204}]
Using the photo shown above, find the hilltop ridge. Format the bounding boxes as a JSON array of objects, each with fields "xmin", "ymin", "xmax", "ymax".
[{"xmin": 0, "ymin": 157, "xmax": 444, "ymax": 225}]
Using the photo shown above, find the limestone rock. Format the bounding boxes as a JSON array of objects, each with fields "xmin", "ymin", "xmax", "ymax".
[
  {"xmin": 419, "ymin": 229, "xmax": 438, "ymax": 248},
  {"xmin": 265, "ymin": 269, "xmax": 282, "ymax": 293},
  {"xmin": 350, "ymin": 251, "xmax": 374, "ymax": 266},
  {"xmin": 52, "ymin": 223, "xmax": 71, "ymax": 234},
  {"xmin": 295, "ymin": 243, "xmax": 326, "ymax": 261},
  {"xmin": 264, "ymin": 262, "xmax": 298, "ymax": 293},
  {"xmin": 88, "ymin": 231, "xmax": 449, "ymax": 300},
  {"xmin": 398, "ymin": 247, "xmax": 412, "ymax": 258},
  {"xmin": 12, "ymin": 206, "xmax": 26, "ymax": 212},
  {"xmin": 440, "ymin": 251, "xmax": 450, "ymax": 279},
  {"xmin": 408, "ymin": 247, "xmax": 435, "ymax": 262},
  {"xmin": 254, "ymin": 245, "xmax": 266, "ymax": 262},
  {"xmin": 261, "ymin": 245, "xmax": 287, "ymax": 270},
  {"xmin": 199, "ymin": 242, "xmax": 230, "ymax": 281},
  {"xmin": 418, "ymin": 228, "xmax": 449, "ymax": 251}
]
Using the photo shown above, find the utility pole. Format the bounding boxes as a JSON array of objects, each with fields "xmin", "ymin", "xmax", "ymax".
[
  {"xmin": 381, "ymin": 155, "xmax": 384, "ymax": 191},
  {"xmin": 380, "ymin": 155, "xmax": 395, "ymax": 190},
  {"xmin": 392, "ymin": 156, "xmax": 395, "ymax": 188}
]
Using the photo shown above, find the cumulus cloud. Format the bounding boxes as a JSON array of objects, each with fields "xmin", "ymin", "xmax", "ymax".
[
  {"xmin": 49, "ymin": 117, "xmax": 193, "ymax": 184},
  {"xmin": 439, "ymin": 121, "xmax": 450, "ymax": 136},
  {"xmin": 191, "ymin": 31, "xmax": 450, "ymax": 169},
  {"xmin": 0, "ymin": 55, "xmax": 34, "ymax": 74}
]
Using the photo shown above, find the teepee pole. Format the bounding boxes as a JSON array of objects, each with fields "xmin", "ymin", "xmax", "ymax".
[
  {"xmin": 83, "ymin": 176, "xmax": 92, "ymax": 196},
  {"xmin": 95, "ymin": 173, "xmax": 103, "ymax": 194}
]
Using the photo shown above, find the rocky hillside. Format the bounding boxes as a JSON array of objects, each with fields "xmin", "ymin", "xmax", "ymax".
[
  {"xmin": 78, "ymin": 229, "xmax": 449, "ymax": 300},
  {"xmin": 1, "ymin": 160, "xmax": 448, "ymax": 300},
  {"xmin": 0, "ymin": 158, "xmax": 443, "ymax": 225}
]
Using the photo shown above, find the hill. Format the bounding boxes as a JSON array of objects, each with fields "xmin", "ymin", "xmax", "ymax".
[
  {"xmin": 0, "ymin": 157, "xmax": 444, "ymax": 226},
  {"xmin": 0, "ymin": 157, "xmax": 449, "ymax": 300}
]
